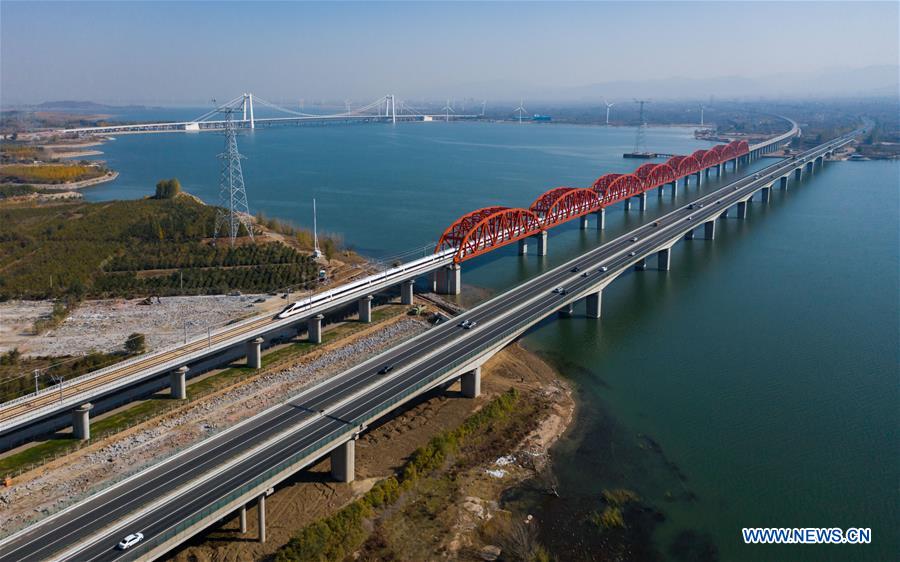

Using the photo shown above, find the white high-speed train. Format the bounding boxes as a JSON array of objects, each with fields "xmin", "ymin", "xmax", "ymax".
[{"xmin": 274, "ymin": 248, "xmax": 456, "ymax": 320}]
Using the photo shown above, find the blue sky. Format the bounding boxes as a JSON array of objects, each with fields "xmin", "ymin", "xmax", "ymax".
[{"xmin": 1, "ymin": 1, "xmax": 897, "ymax": 104}]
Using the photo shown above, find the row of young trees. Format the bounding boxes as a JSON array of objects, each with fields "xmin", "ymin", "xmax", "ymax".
[
  {"xmin": 93, "ymin": 263, "xmax": 318, "ymax": 297},
  {"xmin": 0, "ymin": 164, "xmax": 106, "ymax": 184},
  {"xmin": 104, "ymin": 242, "xmax": 307, "ymax": 272}
]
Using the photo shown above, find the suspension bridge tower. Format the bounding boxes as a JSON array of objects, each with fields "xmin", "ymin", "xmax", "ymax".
[
  {"xmin": 214, "ymin": 108, "xmax": 255, "ymax": 246},
  {"xmin": 241, "ymin": 93, "xmax": 255, "ymax": 129}
]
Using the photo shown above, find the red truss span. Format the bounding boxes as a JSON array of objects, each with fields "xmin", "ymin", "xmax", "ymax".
[
  {"xmin": 437, "ymin": 207, "xmax": 543, "ymax": 262},
  {"xmin": 437, "ymin": 134, "xmax": 764, "ymax": 261},
  {"xmin": 635, "ymin": 163, "xmax": 676, "ymax": 189},
  {"xmin": 529, "ymin": 187, "xmax": 601, "ymax": 229}
]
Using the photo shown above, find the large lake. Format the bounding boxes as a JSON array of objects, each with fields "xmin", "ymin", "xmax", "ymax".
[{"xmin": 85, "ymin": 120, "xmax": 898, "ymax": 560}]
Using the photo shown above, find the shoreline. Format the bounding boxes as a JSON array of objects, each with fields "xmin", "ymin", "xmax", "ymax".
[{"xmin": 0, "ymin": 170, "xmax": 119, "ymax": 191}]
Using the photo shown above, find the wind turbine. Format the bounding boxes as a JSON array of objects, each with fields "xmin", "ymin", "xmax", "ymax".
[
  {"xmin": 603, "ymin": 99, "xmax": 615, "ymax": 125},
  {"xmin": 514, "ymin": 99, "xmax": 527, "ymax": 123},
  {"xmin": 481, "ymin": 100, "xmax": 487, "ymax": 117},
  {"xmin": 441, "ymin": 98, "xmax": 455, "ymax": 122}
]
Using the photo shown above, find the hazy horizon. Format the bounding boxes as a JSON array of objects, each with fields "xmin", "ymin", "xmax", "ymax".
[{"xmin": 1, "ymin": 1, "xmax": 898, "ymax": 106}]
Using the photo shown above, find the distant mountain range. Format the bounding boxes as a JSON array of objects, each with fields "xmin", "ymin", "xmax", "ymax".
[
  {"xmin": 560, "ymin": 65, "xmax": 898, "ymax": 101},
  {"xmin": 33, "ymin": 101, "xmax": 156, "ymax": 111},
  {"xmin": 451, "ymin": 65, "xmax": 899, "ymax": 102}
]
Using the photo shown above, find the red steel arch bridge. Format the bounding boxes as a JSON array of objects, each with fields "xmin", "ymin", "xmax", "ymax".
[{"xmin": 435, "ymin": 132, "xmax": 794, "ymax": 263}]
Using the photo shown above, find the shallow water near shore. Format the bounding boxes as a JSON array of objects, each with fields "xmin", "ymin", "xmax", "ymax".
[{"xmin": 86, "ymin": 121, "xmax": 898, "ymax": 560}]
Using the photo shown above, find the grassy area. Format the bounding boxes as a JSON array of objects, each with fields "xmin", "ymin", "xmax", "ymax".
[
  {"xmin": 275, "ymin": 388, "xmax": 526, "ymax": 562},
  {"xmin": 0, "ymin": 196, "xmax": 321, "ymax": 299},
  {"xmin": 0, "ymin": 305, "xmax": 409, "ymax": 478},
  {"xmin": 0, "ymin": 184, "xmax": 61, "ymax": 199},
  {"xmin": 0, "ymin": 163, "xmax": 107, "ymax": 184},
  {"xmin": 0, "ymin": 143, "xmax": 47, "ymax": 164}
]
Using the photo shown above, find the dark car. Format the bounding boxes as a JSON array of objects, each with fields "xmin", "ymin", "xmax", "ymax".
[
  {"xmin": 570, "ymin": 266, "xmax": 580, "ymax": 273},
  {"xmin": 378, "ymin": 364, "xmax": 394, "ymax": 375}
]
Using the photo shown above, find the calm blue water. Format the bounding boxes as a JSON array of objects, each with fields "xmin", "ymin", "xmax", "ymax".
[{"xmin": 85, "ymin": 122, "xmax": 898, "ymax": 561}]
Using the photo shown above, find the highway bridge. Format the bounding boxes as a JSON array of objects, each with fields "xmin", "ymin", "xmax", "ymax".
[
  {"xmin": 0, "ymin": 130, "xmax": 856, "ymax": 561},
  {"xmin": 0, "ymin": 119, "xmax": 800, "ymax": 448}
]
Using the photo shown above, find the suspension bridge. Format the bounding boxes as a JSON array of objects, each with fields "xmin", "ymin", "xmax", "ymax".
[{"xmin": 42, "ymin": 93, "xmax": 481, "ymax": 136}]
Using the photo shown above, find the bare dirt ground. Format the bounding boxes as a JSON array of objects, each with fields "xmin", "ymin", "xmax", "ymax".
[
  {"xmin": 168, "ymin": 343, "xmax": 575, "ymax": 562},
  {"xmin": 0, "ymin": 301, "xmax": 53, "ymax": 354},
  {"xmin": 0, "ymin": 312, "xmax": 430, "ymax": 534},
  {"xmin": 0, "ymin": 295, "xmax": 273, "ymax": 356}
]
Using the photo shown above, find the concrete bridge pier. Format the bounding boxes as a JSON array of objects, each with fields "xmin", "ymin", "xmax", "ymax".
[
  {"xmin": 670, "ymin": 180, "xmax": 678, "ymax": 197},
  {"xmin": 731, "ymin": 159, "xmax": 738, "ymax": 172},
  {"xmin": 518, "ymin": 238, "xmax": 528, "ymax": 255},
  {"xmin": 638, "ymin": 192, "xmax": 647, "ymax": 212},
  {"xmin": 634, "ymin": 257, "xmax": 647, "ymax": 271},
  {"xmin": 695, "ymin": 171, "xmax": 702, "ymax": 186},
  {"xmin": 716, "ymin": 164, "xmax": 722, "ymax": 177},
  {"xmin": 257, "ymin": 494, "xmax": 266, "ymax": 543},
  {"xmin": 170, "ymin": 366, "xmax": 188, "ymax": 400},
  {"xmin": 246, "ymin": 337, "xmax": 264, "ymax": 369},
  {"xmin": 580, "ymin": 215, "xmax": 589, "ymax": 229},
  {"xmin": 331, "ymin": 439, "xmax": 356, "ymax": 483},
  {"xmin": 461, "ymin": 367, "xmax": 481, "ymax": 398},
  {"xmin": 623, "ymin": 197, "xmax": 632, "ymax": 211},
  {"xmin": 780, "ymin": 176, "xmax": 788, "ymax": 190},
  {"xmin": 721, "ymin": 208, "xmax": 729, "ymax": 218},
  {"xmin": 596, "ymin": 208, "xmax": 606, "ymax": 230},
  {"xmin": 683, "ymin": 175, "xmax": 690, "ymax": 188},
  {"xmin": 657, "ymin": 248, "xmax": 671, "ymax": 271},
  {"xmin": 400, "ymin": 280, "xmax": 414, "ymax": 305},
  {"xmin": 435, "ymin": 264, "xmax": 462, "ymax": 295},
  {"xmin": 794, "ymin": 168, "xmax": 802, "ymax": 182},
  {"xmin": 704, "ymin": 220, "xmax": 716, "ymax": 240},
  {"xmin": 308, "ymin": 314, "xmax": 324, "ymax": 344},
  {"xmin": 239, "ymin": 504, "xmax": 247, "ymax": 534},
  {"xmin": 805, "ymin": 161, "xmax": 814, "ymax": 174},
  {"xmin": 705, "ymin": 167, "xmax": 711, "ymax": 179},
  {"xmin": 535, "ymin": 231, "xmax": 548, "ymax": 256},
  {"xmin": 558, "ymin": 302, "xmax": 574, "ymax": 317},
  {"xmin": 72, "ymin": 403, "xmax": 93, "ymax": 440},
  {"xmin": 358, "ymin": 295, "xmax": 374, "ymax": 322},
  {"xmin": 761, "ymin": 186, "xmax": 771, "ymax": 203},
  {"xmin": 736, "ymin": 201, "xmax": 748, "ymax": 219},
  {"xmin": 685, "ymin": 227, "xmax": 695, "ymax": 240},
  {"xmin": 585, "ymin": 290, "xmax": 602, "ymax": 318}
]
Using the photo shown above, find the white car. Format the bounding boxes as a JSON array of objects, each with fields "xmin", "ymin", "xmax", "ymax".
[
  {"xmin": 599, "ymin": 266, "xmax": 609, "ymax": 273},
  {"xmin": 631, "ymin": 236, "xmax": 639, "ymax": 242},
  {"xmin": 117, "ymin": 533, "xmax": 144, "ymax": 550}
]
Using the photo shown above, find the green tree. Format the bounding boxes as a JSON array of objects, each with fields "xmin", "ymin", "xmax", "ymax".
[
  {"xmin": 154, "ymin": 178, "xmax": 182, "ymax": 199},
  {"xmin": 124, "ymin": 333, "xmax": 146, "ymax": 354}
]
